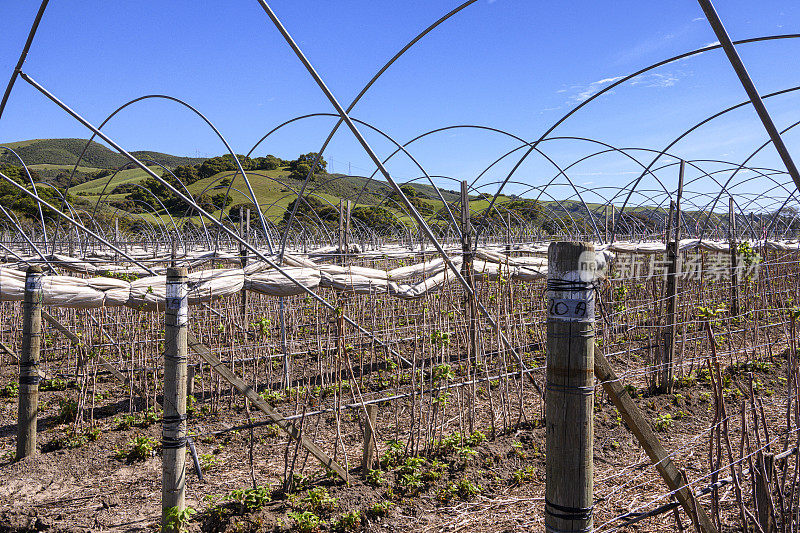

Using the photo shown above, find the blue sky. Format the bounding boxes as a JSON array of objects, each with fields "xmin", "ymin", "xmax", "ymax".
[{"xmin": 1, "ymin": 1, "xmax": 799, "ymax": 209}]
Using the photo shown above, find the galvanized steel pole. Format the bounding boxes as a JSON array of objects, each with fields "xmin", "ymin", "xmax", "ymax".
[{"xmin": 697, "ymin": 0, "xmax": 800, "ymax": 192}]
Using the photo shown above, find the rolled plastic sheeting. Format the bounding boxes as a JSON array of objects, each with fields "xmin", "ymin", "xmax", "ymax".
[
  {"xmin": 0, "ymin": 267, "xmax": 26, "ymax": 301},
  {"xmin": 41, "ymin": 276, "xmax": 130, "ymax": 308},
  {"xmin": 2, "ymin": 241, "xmax": 768, "ymax": 309},
  {"xmin": 245, "ymin": 267, "xmax": 321, "ymax": 297}
]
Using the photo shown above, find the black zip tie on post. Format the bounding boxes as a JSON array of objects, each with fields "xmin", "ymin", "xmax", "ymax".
[
  {"xmin": 162, "ymin": 413, "xmax": 188, "ymax": 449},
  {"xmin": 161, "ymin": 435, "xmax": 188, "ymax": 450},
  {"xmin": 545, "ymin": 497, "xmax": 594, "ymax": 522},
  {"xmin": 546, "ymin": 278, "xmax": 595, "ymax": 293},
  {"xmin": 547, "ymin": 329, "xmax": 596, "ymax": 339},
  {"xmin": 545, "ymin": 383, "xmax": 595, "ymax": 396}
]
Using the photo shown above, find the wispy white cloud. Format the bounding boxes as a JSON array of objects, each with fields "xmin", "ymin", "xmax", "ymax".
[
  {"xmin": 565, "ymin": 75, "xmax": 624, "ymax": 103},
  {"xmin": 692, "ymin": 17, "xmax": 705, "ymax": 22},
  {"xmin": 630, "ymin": 72, "xmax": 679, "ymax": 88},
  {"xmin": 560, "ymin": 70, "xmax": 685, "ymax": 104},
  {"xmin": 573, "ymin": 171, "xmax": 640, "ymax": 177}
]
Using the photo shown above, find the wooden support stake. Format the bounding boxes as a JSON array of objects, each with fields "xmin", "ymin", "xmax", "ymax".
[
  {"xmin": 163, "ymin": 267, "xmax": 189, "ymax": 524},
  {"xmin": 460, "ymin": 181, "xmax": 476, "ymax": 363},
  {"xmin": 114, "ymin": 218, "xmax": 120, "ymax": 262},
  {"xmin": 338, "ymin": 199, "xmax": 344, "ymax": 265},
  {"xmin": 754, "ymin": 451, "xmax": 775, "ymax": 533},
  {"xmin": 728, "ymin": 197, "xmax": 739, "ymax": 316},
  {"xmin": 338, "ymin": 199, "xmax": 350, "ymax": 265},
  {"xmin": 345, "ymin": 199, "xmax": 351, "ymax": 256},
  {"xmin": 240, "ymin": 207, "xmax": 250, "ymax": 322},
  {"xmin": 594, "ymin": 351, "xmax": 717, "ymax": 533},
  {"xmin": 665, "ymin": 201, "xmax": 675, "ymax": 246},
  {"xmin": 362, "ymin": 404, "xmax": 378, "ymax": 477},
  {"xmin": 187, "ymin": 331, "xmax": 349, "ymax": 481},
  {"xmin": 545, "ymin": 242, "xmax": 595, "ymax": 532},
  {"xmin": 612, "ymin": 204, "xmax": 616, "ymax": 240},
  {"xmin": 17, "ymin": 265, "xmax": 43, "ymax": 460},
  {"xmin": 660, "ymin": 161, "xmax": 684, "ymax": 393}
]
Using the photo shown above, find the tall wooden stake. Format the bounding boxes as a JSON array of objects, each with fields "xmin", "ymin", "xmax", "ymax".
[
  {"xmin": 545, "ymin": 242, "xmax": 595, "ymax": 532},
  {"xmin": 163, "ymin": 267, "xmax": 188, "ymax": 525},
  {"xmin": 240, "ymin": 207, "xmax": 250, "ymax": 322},
  {"xmin": 728, "ymin": 197, "xmax": 739, "ymax": 316},
  {"xmin": 362, "ymin": 404, "xmax": 378, "ymax": 478},
  {"xmin": 754, "ymin": 451, "xmax": 775, "ymax": 533},
  {"xmin": 345, "ymin": 199, "xmax": 351, "ymax": 256},
  {"xmin": 611, "ymin": 204, "xmax": 617, "ymax": 241},
  {"xmin": 338, "ymin": 199, "xmax": 351, "ymax": 265},
  {"xmin": 114, "ymin": 217, "xmax": 120, "ymax": 262},
  {"xmin": 460, "ymin": 181, "xmax": 476, "ymax": 363},
  {"xmin": 17, "ymin": 265, "xmax": 43, "ymax": 460},
  {"xmin": 665, "ymin": 201, "xmax": 674, "ymax": 245},
  {"xmin": 660, "ymin": 161, "xmax": 683, "ymax": 393}
]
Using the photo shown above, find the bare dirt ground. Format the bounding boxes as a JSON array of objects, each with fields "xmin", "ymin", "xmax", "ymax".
[{"xmin": 1, "ymin": 337, "xmax": 793, "ymax": 533}]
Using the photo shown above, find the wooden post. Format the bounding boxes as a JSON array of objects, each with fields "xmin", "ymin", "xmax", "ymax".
[
  {"xmin": 728, "ymin": 197, "xmax": 739, "ymax": 316},
  {"xmin": 338, "ymin": 199, "xmax": 345, "ymax": 265},
  {"xmin": 240, "ymin": 207, "xmax": 250, "ymax": 322},
  {"xmin": 611, "ymin": 204, "xmax": 617, "ymax": 241},
  {"xmin": 754, "ymin": 451, "xmax": 775, "ymax": 533},
  {"xmin": 345, "ymin": 199, "xmax": 351, "ymax": 257},
  {"xmin": 163, "ymin": 267, "xmax": 189, "ymax": 525},
  {"xmin": 362, "ymin": 404, "xmax": 378, "ymax": 477},
  {"xmin": 460, "ymin": 181, "xmax": 476, "ymax": 363},
  {"xmin": 545, "ymin": 242, "xmax": 595, "ymax": 532},
  {"xmin": 660, "ymin": 161, "xmax": 683, "ymax": 393},
  {"xmin": 114, "ymin": 218, "xmax": 120, "ymax": 262},
  {"xmin": 17, "ymin": 265, "xmax": 43, "ymax": 460},
  {"xmin": 665, "ymin": 201, "xmax": 674, "ymax": 245}
]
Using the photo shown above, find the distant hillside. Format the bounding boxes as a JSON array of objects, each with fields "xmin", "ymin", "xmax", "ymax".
[
  {"xmin": 0, "ymin": 138, "xmax": 502, "ymax": 232},
  {"xmin": 0, "ymin": 138, "xmax": 206, "ymax": 169}
]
